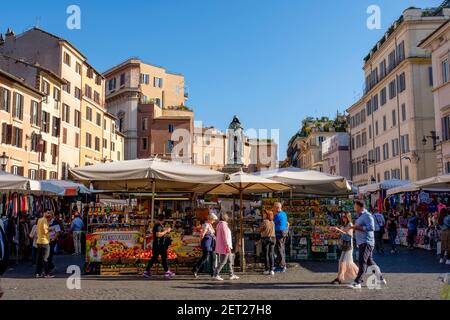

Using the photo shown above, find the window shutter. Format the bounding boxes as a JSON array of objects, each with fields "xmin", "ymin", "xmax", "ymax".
[
  {"xmin": 38, "ymin": 102, "xmax": 42, "ymax": 126},
  {"xmin": 1, "ymin": 123, "xmax": 6, "ymax": 144},
  {"xmin": 30, "ymin": 101, "xmax": 34, "ymax": 125},
  {"xmin": 19, "ymin": 128, "xmax": 23, "ymax": 148},
  {"xmin": 12, "ymin": 93, "xmax": 16, "ymax": 118},
  {"xmin": 7, "ymin": 125, "xmax": 13, "ymax": 145},
  {"xmin": 19, "ymin": 95, "xmax": 23, "ymax": 120}
]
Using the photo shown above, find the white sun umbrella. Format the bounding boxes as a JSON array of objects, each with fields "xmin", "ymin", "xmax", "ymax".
[
  {"xmin": 70, "ymin": 158, "xmax": 228, "ymax": 223},
  {"xmin": 361, "ymin": 179, "xmax": 412, "ymax": 194},
  {"xmin": 415, "ymin": 175, "xmax": 450, "ymax": 189},
  {"xmin": 254, "ymin": 167, "xmax": 352, "ymax": 196},
  {"xmin": 202, "ymin": 170, "xmax": 290, "ymax": 271},
  {"xmin": 387, "ymin": 175, "xmax": 450, "ymax": 195},
  {"xmin": 29, "ymin": 179, "xmax": 91, "ymax": 196},
  {"xmin": 0, "ymin": 171, "xmax": 29, "ymax": 190}
]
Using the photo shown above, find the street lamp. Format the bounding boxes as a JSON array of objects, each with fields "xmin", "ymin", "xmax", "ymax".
[
  {"xmin": 422, "ymin": 131, "xmax": 440, "ymax": 150},
  {"xmin": 0, "ymin": 152, "xmax": 9, "ymax": 171}
]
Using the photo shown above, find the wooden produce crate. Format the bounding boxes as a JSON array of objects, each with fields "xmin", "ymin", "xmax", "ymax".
[
  {"xmin": 100, "ymin": 265, "xmax": 120, "ymax": 276},
  {"xmin": 119, "ymin": 267, "xmax": 139, "ymax": 274}
]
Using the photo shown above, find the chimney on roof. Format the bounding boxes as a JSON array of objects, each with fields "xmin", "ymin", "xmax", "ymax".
[
  {"xmin": 4, "ymin": 28, "xmax": 15, "ymax": 46},
  {"xmin": 5, "ymin": 28, "xmax": 15, "ymax": 37}
]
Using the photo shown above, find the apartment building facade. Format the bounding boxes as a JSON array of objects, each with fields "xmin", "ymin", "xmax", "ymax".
[
  {"xmin": 347, "ymin": 99, "xmax": 369, "ymax": 186},
  {"xmin": 0, "ymin": 27, "xmax": 85, "ymax": 178},
  {"xmin": 247, "ymin": 138, "xmax": 278, "ymax": 172},
  {"xmin": 192, "ymin": 123, "xmax": 278, "ymax": 172},
  {"xmin": 347, "ymin": 7, "xmax": 450, "ymax": 186},
  {"xmin": 0, "ymin": 53, "xmax": 66, "ymax": 179},
  {"xmin": 420, "ymin": 20, "xmax": 450, "ymax": 175},
  {"xmin": 0, "ymin": 27, "xmax": 124, "ymax": 177},
  {"xmin": 0, "ymin": 68, "xmax": 44, "ymax": 176},
  {"xmin": 104, "ymin": 112, "xmax": 125, "ymax": 162},
  {"xmin": 80, "ymin": 62, "xmax": 106, "ymax": 166},
  {"xmin": 103, "ymin": 58, "xmax": 188, "ymax": 160},
  {"xmin": 137, "ymin": 102, "xmax": 193, "ymax": 162},
  {"xmin": 297, "ymin": 129, "xmax": 335, "ymax": 172},
  {"xmin": 193, "ymin": 126, "xmax": 227, "ymax": 170},
  {"xmin": 322, "ymin": 133, "xmax": 351, "ymax": 180}
]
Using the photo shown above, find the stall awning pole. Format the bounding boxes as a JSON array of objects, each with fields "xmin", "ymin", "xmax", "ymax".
[
  {"xmin": 239, "ymin": 189, "xmax": 246, "ymax": 272},
  {"xmin": 150, "ymin": 180, "xmax": 156, "ymax": 226}
]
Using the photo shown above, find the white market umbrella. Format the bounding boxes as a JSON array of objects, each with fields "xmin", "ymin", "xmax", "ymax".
[
  {"xmin": 0, "ymin": 171, "xmax": 29, "ymax": 190},
  {"xmin": 203, "ymin": 170, "xmax": 290, "ymax": 271},
  {"xmin": 29, "ymin": 179, "xmax": 90, "ymax": 196},
  {"xmin": 70, "ymin": 158, "xmax": 228, "ymax": 223},
  {"xmin": 387, "ymin": 175, "xmax": 450, "ymax": 195},
  {"xmin": 70, "ymin": 158, "xmax": 227, "ymax": 191},
  {"xmin": 415, "ymin": 175, "xmax": 450, "ymax": 190},
  {"xmin": 361, "ymin": 179, "xmax": 412, "ymax": 194},
  {"xmin": 254, "ymin": 167, "xmax": 352, "ymax": 196}
]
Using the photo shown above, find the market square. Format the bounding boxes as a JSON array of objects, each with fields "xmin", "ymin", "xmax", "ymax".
[{"xmin": 1, "ymin": 0, "xmax": 450, "ymax": 305}]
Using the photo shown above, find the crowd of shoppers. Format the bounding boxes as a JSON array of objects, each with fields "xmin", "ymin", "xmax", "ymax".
[{"xmin": 365, "ymin": 203, "xmax": 450, "ymax": 265}]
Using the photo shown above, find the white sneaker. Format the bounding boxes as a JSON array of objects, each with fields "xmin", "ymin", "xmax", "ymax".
[
  {"xmin": 213, "ymin": 275, "xmax": 224, "ymax": 281},
  {"xmin": 348, "ymin": 282, "xmax": 362, "ymax": 289},
  {"xmin": 439, "ymin": 258, "xmax": 445, "ymax": 264},
  {"xmin": 380, "ymin": 278, "xmax": 387, "ymax": 285},
  {"xmin": 270, "ymin": 271, "xmax": 275, "ymax": 276},
  {"xmin": 263, "ymin": 270, "xmax": 271, "ymax": 275},
  {"xmin": 230, "ymin": 275, "xmax": 240, "ymax": 280},
  {"xmin": 446, "ymin": 260, "xmax": 450, "ymax": 265}
]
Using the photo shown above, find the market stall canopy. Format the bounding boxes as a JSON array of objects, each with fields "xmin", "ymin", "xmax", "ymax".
[
  {"xmin": 0, "ymin": 171, "xmax": 29, "ymax": 190},
  {"xmin": 386, "ymin": 175, "xmax": 450, "ymax": 195},
  {"xmin": 253, "ymin": 167, "xmax": 352, "ymax": 196},
  {"xmin": 69, "ymin": 158, "xmax": 229, "ymax": 192},
  {"xmin": 359, "ymin": 179, "xmax": 412, "ymax": 194},
  {"xmin": 202, "ymin": 170, "xmax": 290, "ymax": 195},
  {"xmin": 415, "ymin": 175, "xmax": 450, "ymax": 189},
  {"xmin": 29, "ymin": 179, "xmax": 91, "ymax": 196}
]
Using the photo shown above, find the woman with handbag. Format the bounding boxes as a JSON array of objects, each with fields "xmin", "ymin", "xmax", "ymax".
[
  {"xmin": 330, "ymin": 212, "xmax": 359, "ymax": 284},
  {"xmin": 192, "ymin": 213, "xmax": 218, "ymax": 278}
]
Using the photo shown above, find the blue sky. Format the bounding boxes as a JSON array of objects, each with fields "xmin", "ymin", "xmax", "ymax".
[{"xmin": 0, "ymin": 0, "xmax": 444, "ymax": 158}]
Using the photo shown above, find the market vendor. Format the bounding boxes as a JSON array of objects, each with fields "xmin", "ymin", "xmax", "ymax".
[{"xmin": 182, "ymin": 207, "xmax": 194, "ymax": 236}]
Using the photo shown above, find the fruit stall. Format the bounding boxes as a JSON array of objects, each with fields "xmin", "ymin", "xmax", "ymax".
[
  {"xmin": 85, "ymin": 200, "xmax": 204, "ymax": 275},
  {"xmin": 260, "ymin": 197, "xmax": 354, "ymax": 261}
]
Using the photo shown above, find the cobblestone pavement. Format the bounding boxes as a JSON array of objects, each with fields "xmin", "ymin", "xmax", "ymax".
[{"xmin": 1, "ymin": 247, "xmax": 449, "ymax": 300}]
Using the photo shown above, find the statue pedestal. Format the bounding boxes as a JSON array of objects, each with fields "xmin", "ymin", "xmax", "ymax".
[{"xmin": 221, "ymin": 164, "xmax": 247, "ymax": 174}]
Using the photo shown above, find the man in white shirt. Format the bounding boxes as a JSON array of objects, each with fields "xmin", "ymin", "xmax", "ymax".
[{"xmin": 373, "ymin": 211, "xmax": 386, "ymax": 254}]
